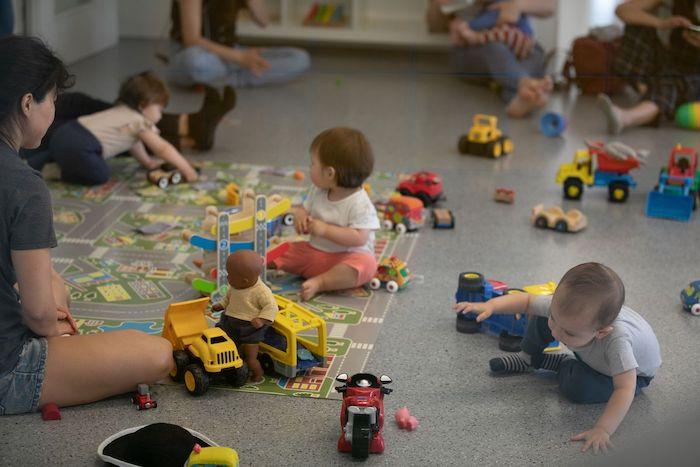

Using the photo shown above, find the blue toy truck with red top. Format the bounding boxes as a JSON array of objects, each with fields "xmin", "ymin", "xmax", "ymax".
[{"xmin": 455, "ymin": 271, "xmax": 559, "ymax": 352}]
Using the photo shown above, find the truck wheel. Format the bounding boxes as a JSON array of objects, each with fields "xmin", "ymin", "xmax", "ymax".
[
  {"xmin": 690, "ymin": 191, "xmax": 697, "ymax": 211},
  {"xmin": 382, "ymin": 219, "xmax": 394, "ymax": 231},
  {"xmin": 258, "ymin": 353, "xmax": 275, "ymax": 375},
  {"xmin": 691, "ymin": 304, "xmax": 700, "ymax": 316},
  {"xmin": 456, "ymin": 312, "xmax": 481, "ymax": 333},
  {"xmin": 608, "ymin": 182, "xmax": 629, "ymax": 203},
  {"xmin": 490, "ymin": 141, "xmax": 503, "ymax": 158},
  {"xmin": 369, "ymin": 278, "xmax": 381, "ymax": 290},
  {"xmin": 225, "ymin": 362, "xmax": 249, "ymax": 387},
  {"xmin": 184, "ymin": 364, "xmax": 209, "ymax": 396},
  {"xmin": 395, "ymin": 223, "xmax": 407, "ymax": 235},
  {"xmin": 563, "ymin": 178, "xmax": 583, "ymax": 200},
  {"xmin": 398, "ymin": 188, "xmax": 411, "ymax": 197},
  {"xmin": 457, "ymin": 135, "xmax": 470, "ymax": 154},
  {"xmin": 386, "ymin": 281, "xmax": 399, "ymax": 293},
  {"xmin": 157, "ymin": 177, "xmax": 169, "ymax": 190},
  {"xmin": 458, "ymin": 272, "xmax": 484, "ymax": 292},
  {"xmin": 351, "ymin": 414, "xmax": 372, "ymax": 459},
  {"xmin": 171, "ymin": 350, "xmax": 190, "ymax": 382},
  {"xmin": 416, "ymin": 192, "xmax": 431, "ymax": 207},
  {"xmin": 535, "ymin": 216, "xmax": 548, "ymax": 229},
  {"xmin": 501, "ymin": 137, "xmax": 513, "ymax": 154},
  {"xmin": 170, "ymin": 171, "xmax": 183, "ymax": 185},
  {"xmin": 283, "ymin": 213, "xmax": 294, "ymax": 226},
  {"xmin": 555, "ymin": 220, "xmax": 568, "ymax": 233}
]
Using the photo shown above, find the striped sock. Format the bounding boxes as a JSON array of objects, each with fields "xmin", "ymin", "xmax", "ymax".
[
  {"xmin": 532, "ymin": 353, "xmax": 569, "ymax": 372},
  {"xmin": 489, "ymin": 352, "xmax": 532, "ymax": 374}
]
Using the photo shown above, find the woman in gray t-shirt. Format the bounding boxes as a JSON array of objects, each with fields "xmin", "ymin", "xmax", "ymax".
[{"xmin": 0, "ymin": 36, "xmax": 174, "ymax": 415}]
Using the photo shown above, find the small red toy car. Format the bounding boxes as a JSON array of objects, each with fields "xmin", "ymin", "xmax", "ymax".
[
  {"xmin": 131, "ymin": 384, "xmax": 157, "ymax": 410},
  {"xmin": 397, "ymin": 171, "xmax": 444, "ymax": 206},
  {"xmin": 494, "ymin": 187, "xmax": 515, "ymax": 204},
  {"xmin": 336, "ymin": 373, "xmax": 393, "ymax": 459}
]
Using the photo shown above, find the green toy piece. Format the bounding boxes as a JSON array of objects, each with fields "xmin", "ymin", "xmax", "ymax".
[{"xmin": 676, "ymin": 102, "xmax": 700, "ymax": 130}]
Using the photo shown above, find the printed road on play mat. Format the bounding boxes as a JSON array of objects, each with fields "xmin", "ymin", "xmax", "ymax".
[{"xmin": 49, "ymin": 159, "xmax": 420, "ymax": 399}]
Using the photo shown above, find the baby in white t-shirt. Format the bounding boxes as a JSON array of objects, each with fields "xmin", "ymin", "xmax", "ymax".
[{"xmin": 271, "ymin": 128, "xmax": 380, "ymax": 300}]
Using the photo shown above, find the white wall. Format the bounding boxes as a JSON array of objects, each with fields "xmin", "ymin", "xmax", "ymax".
[
  {"xmin": 25, "ymin": 0, "xmax": 119, "ymax": 63},
  {"xmin": 118, "ymin": 0, "xmax": 170, "ymax": 39}
]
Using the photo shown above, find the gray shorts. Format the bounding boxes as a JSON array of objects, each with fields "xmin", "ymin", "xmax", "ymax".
[{"xmin": 0, "ymin": 337, "xmax": 47, "ymax": 415}]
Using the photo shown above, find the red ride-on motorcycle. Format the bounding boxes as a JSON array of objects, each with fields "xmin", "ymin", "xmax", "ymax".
[{"xmin": 335, "ymin": 373, "xmax": 393, "ymax": 459}]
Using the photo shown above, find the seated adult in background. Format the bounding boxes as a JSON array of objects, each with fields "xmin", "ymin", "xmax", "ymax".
[
  {"xmin": 427, "ymin": 0, "xmax": 556, "ymax": 118},
  {"xmin": 167, "ymin": 0, "xmax": 310, "ymax": 88},
  {"xmin": 597, "ymin": 0, "xmax": 700, "ymax": 134}
]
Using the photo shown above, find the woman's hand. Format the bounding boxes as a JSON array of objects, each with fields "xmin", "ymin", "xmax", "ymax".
[
  {"xmin": 235, "ymin": 48, "xmax": 270, "ymax": 77},
  {"xmin": 657, "ymin": 15, "xmax": 692, "ymax": 29},
  {"xmin": 682, "ymin": 29, "xmax": 700, "ymax": 48},
  {"xmin": 56, "ymin": 305, "xmax": 78, "ymax": 335}
]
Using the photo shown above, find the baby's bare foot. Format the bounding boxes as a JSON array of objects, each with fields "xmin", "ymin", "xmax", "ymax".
[
  {"xmin": 507, "ymin": 77, "xmax": 551, "ymax": 118},
  {"xmin": 300, "ymin": 278, "xmax": 322, "ymax": 301}
]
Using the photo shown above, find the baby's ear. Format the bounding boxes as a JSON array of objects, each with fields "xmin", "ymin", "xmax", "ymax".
[{"xmin": 595, "ymin": 325, "xmax": 614, "ymax": 339}]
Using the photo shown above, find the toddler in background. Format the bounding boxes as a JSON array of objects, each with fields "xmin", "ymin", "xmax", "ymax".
[
  {"xmin": 272, "ymin": 128, "xmax": 379, "ymax": 301},
  {"xmin": 43, "ymin": 71, "xmax": 199, "ymax": 185}
]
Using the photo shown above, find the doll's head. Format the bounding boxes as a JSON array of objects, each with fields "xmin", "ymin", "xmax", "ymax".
[{"xmin": 225, "ymin": 250, "xmax": 262, "ymax": 289}]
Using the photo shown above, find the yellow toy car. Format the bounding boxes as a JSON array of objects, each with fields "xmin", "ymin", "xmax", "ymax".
[
  {"xmin": 531, "ymin": 204, "xmax": 587, "ymax": 233},
  {"xmin": 162, "ymin": 298, "xmax": 248, "ymax": 396},
  {"xmin": 258, "ymin": 295, "xmax": 328, "ymax": 378},
  {"xmin": 458, "ymin": 114, "xmax": 514, "ymax": 158}
]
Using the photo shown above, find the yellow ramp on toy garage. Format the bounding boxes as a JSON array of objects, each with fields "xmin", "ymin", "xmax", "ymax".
[{"xmin": 210, "ymin": 197, "xmax": 291, "ymax": 235}]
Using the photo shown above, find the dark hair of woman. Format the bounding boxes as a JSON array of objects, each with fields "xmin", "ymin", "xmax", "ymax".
[{"xmin": 0, "ymin": 35, "xmax": 74, "ymax": 146}]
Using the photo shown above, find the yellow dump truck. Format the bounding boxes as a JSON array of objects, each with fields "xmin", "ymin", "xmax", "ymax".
[
  {"xmin": 258, "ymin": 295, "xmax": 328, "ymax": 378},
  {"xmin": 162, "ymin": 297, "xmax": 248, "ymax": 396}
]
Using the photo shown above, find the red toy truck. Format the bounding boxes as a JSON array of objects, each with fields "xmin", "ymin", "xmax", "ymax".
[
  {"xmin": 397, "ymin": 171, "xmax": 444, "ymax": 206},
  {"xmin": 336, "ymin": 373, "xmax": 393, "ymax": 459}
]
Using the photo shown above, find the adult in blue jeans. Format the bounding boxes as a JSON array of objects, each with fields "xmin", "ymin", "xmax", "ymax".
[
  {"xmin": 427, "ymin": 0, "xmax": 556, "ymax": 117},
  {"xmin": 167, "ymin": 0, "xmax": 310, "ymax": 88}
]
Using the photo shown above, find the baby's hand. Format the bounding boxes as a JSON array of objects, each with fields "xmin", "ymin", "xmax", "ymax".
[
  {"xmin": 294, "ymin": 209, "xmax": 309, "ymax": 235},
  {"xmin": 251, "ymin": 317, "xmax": 267, "ymax": 329},
  {"xmin": 212, "ymin": 303, "xmax": 224, "ymax": 312},
  {"xmin": 307, "ymin": 217, "xmax": 329, "ymax": 237},
  {"xmin": 571, "ymin": 426, "xmax": 613, "ymax": 455},
  {"xmin": 453, "ymin": 301, "xmax": 494, "ymax": 322}
]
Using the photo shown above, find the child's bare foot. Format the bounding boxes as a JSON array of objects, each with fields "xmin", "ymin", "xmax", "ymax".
[
  {"xmin": 300, "ymin": 277, "xmax": 322, "ymax": 301},
  {"xmin": 597, "ymin": 93, "xmax": 625, "ymax": 135},
  {"xmin": 506, "ymin": 77, "xmax": 551, "ymax": 118}
]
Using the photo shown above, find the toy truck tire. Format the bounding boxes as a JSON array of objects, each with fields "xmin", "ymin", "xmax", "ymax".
[
  {"xmin": 171, "ymin": 350, "xmax": 190, "ymax": 382},
  {"xmin": 416, "ymin": 192, "xmax": 431, "ymax": 207},
  {"xmin": 563, "ymin": 178, "xmax": 583, "ymax": 200},
  {"xmin": 224, "ymin": 363, "xmax": 249, "ymax": 388},
  {"xmin": 457, "ymin": 135, "xmax": 470, "ymax": 155},
  {"xmin": 398, "ymin": 188, "xmax": 411, "ymax": 197},
  {"xmin": 459, "ymin": 272, "xmax": 485, "ymax": 292},
  {"xmin": 283, "ymin": 213, "xmax": 294, "ymax": 226},
  {"xmin": 369, "ymin": 278, "xmax": 382, "ymax": 290},
  {"xmin": 184, "ymin": 364, "xmax": 209, "ymax": 396},
  {"xmin": 385, "ymin": 281, "xmax": 399, "ymax": 293},
  {"xmin": 395, "ymin": 223, "xmax": 407, "ymax": 235},
  {"xmin": 488, "ymin": 141, "xmax": 503, "ymax": 158},
  {"xmin": 555, "ymin": 220, "xmax": 568, "ymax": 233},
  {"xmin": 500, "ymin": 137, "xmax": 513, "ymax": 155},
  {"xmin": 691, "ymin": 303, "xmax": 700, "ymax": 316},
  {"xmin": 157, "ymin": 177, "xmax": 169, "ymax": 190},
  {"xmin": 151, "ymin": 401, "xmax": 157, "ymax": 409},
  {"xmin": 351, "ymin": 414, "xmax": 372, "ymax": 459},
  {"xmin": 534, "ymin": 216, "xmax": 548, "ymax": 229},
  {"xmin": 456, "ymin": 313, "xmax": 481, "ymax": 333},
  {"xmin": 382, "ymin": 220, "xmax": 394, "ymax": 231},
  {"xmin": 608, "ymin": 182, "xmax": 629, "ymax": 203},
  {"xmin": 258, "ymin": 353, "xmax": 275, "ymax": 374},
  {"xmin": 170, "ymin": 171, "xmax": 183, "ymax": 185}
]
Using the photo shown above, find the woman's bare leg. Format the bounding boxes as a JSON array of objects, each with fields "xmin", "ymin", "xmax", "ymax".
[{"xmin": 39, "ymin": 330, "xmax": 173, "ymax": 407}]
